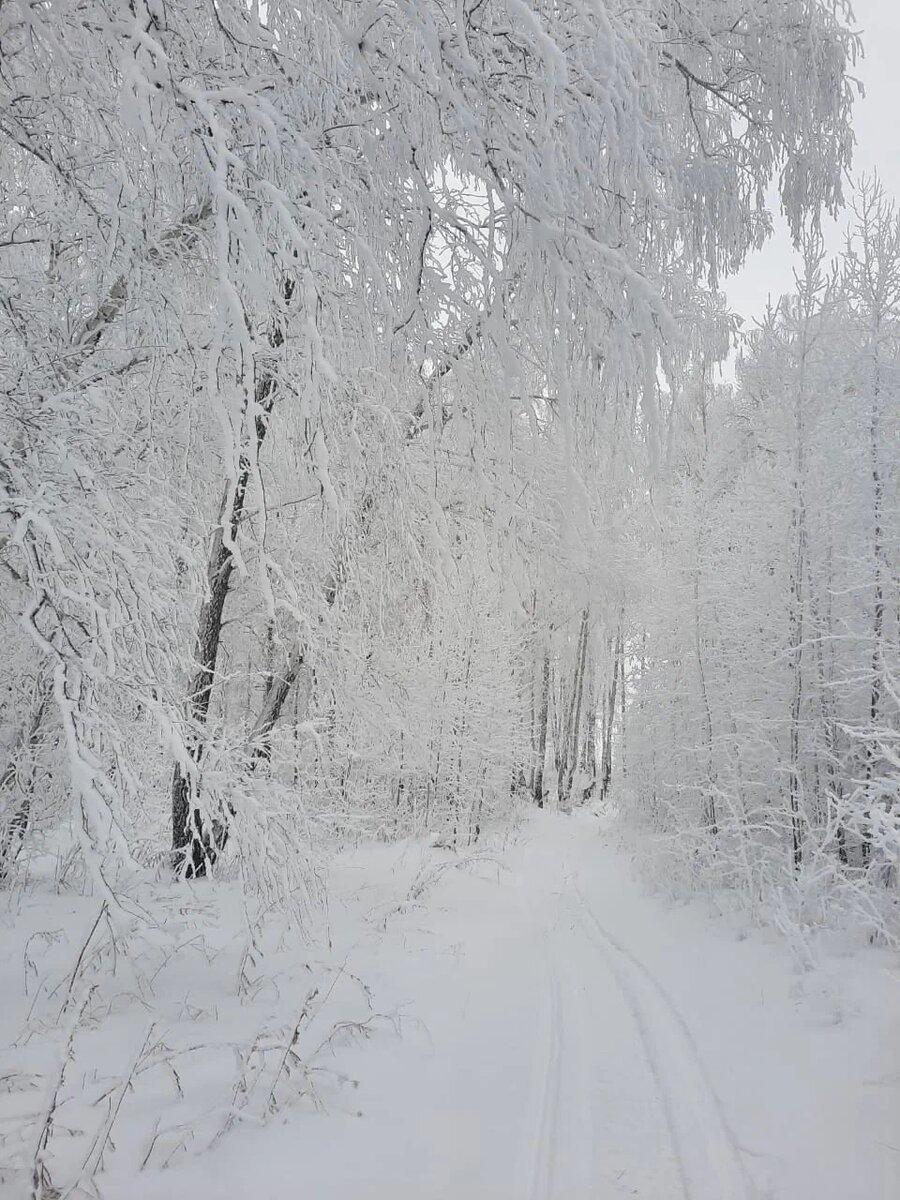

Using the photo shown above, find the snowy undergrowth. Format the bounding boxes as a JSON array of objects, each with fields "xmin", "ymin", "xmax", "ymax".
[
  {"xmin": 609, "ymin": 800, "xmax": 900, "ymax": 959},
  {"xmin": 0, "ymin": 833, "xmax": 499, "ymax": 1200},
  {"xmin": 74, "ymin": 809, "xmax": 899, "ymax": 1200}
]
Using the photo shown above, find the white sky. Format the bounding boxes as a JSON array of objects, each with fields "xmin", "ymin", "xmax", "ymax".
[{"xmin": 722, "ymin": 0, "xmax": 900, "ymax": 328}]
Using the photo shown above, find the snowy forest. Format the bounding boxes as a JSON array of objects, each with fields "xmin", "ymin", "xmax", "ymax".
[{"xmin": 1, "ymin": 2, "xmax": 898, "ymax": 1198}]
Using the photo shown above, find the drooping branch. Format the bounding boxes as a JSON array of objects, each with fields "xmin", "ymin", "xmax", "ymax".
[
  {"xmin": 72, "ymin": 202, "xmax": 213, "ymax": 355},
  {"xmin": 0, "ymin": 675, "xmax": 52, "ymax": 882}
]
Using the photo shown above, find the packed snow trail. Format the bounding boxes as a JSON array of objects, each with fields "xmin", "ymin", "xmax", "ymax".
[
  {"xmin": 512, "ymin": 828, "xmax": 755, "ymax": 1200},
  {"xmin": 121, "ymin": 811, "xmax": 900, "ymax": 1200},
  {"xmin": 567, "ymin": 888, "xmax": 755, "ymax": 1200},
  {"xmin": 517, "ymin": 925, "xmax": 563, "ymax": 1200}
]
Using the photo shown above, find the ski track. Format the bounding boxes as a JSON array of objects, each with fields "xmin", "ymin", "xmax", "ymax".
[{"xmin": 568, "ymin": 878, "xmax": 759, "ymax": 1200}]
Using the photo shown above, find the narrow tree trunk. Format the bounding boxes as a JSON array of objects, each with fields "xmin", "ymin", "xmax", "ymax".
[
  {"xmin": 533, "ymin": 650, "xmax": 551, "ymax": 808},
  {"xmin": 394, "ymin": 729, "xmax": 406, "ymax": 832},
  {"xmin": 171, "ymin": 519, "xmax": 237, "ymax": 876},
  {"xmin": 787, "ymin": 566, "xmax": 804, "ymax": 870},
  {"xmin": 0, "ymin": 677, "xmax": 52, "ymax": 882},
  {"xmin": 693, "ymin": 569, "xmax": 718, "ymax": 837},
  {"xmin": 452, "ymin": 636, "xmax": 473, "ymax": 845},
  {"xmin": 599, "ymin": 629, "xmax": 622, "ymax": 801},
  {"xmin": 555, "ymin": 654, "xmax": 577, "ymax": 807},
  {"xmin": 862, "ymin": 353, "xmax": 884, "ymax": 868},
  {"xmin": 806, "ymin": 536, "xmax": 846, "ymax": 859},
  {"xmin": 528, "ymin": 599, "xmax": 540, "ymax": 798},
  {"xmin": 618, "ymin": 637, "xmax": 627, "ymax": 783},
  {"xmin": 579, "ymin": 664, "xmax": 598, "ymax": 802},
  {"xmin": 787, "ymin": 309, "xmax": 811, "ymax": 872},
  {"xmin": 561, "ymin": 609, "xmax": 589, "ymax": 806},
  {"xmin": 172, "ymin": 285, "xmax": 289, "ymax": 877},
  {"xmin": 428, "ymin": 659, "xmax": 449, "ymax": 828},
  {"xmin": 249, "ymin": 647, "xmax": 306, "ymax": 765}
]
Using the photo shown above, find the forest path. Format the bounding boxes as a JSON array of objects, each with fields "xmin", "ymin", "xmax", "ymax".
[
  {"xmin": 512, "ymin": 822, "xmax": 756, "ymax": 1200},
  {"xmin": 124, "ymin": 810, "xmax": 899, "ymax": 1200}
]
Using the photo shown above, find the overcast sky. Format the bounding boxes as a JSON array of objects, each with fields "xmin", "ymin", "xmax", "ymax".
[{"xmin": 722, "ymin": 0, "xmax": 900, "ymax": 329}]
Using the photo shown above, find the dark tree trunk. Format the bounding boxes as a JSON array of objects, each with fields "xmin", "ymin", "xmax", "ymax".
[
  {"xmin": 172, "ymin": 286, "xmax": 289, "ymax": 877},
  {"xmin": 533, "ymin": 650, "xmax": 550, "ymax": 807}
]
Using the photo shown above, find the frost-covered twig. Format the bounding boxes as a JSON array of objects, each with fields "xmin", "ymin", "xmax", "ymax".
[{"xmin": 30, "ymin": 990, "xmax": 92, "ymax": 1200}]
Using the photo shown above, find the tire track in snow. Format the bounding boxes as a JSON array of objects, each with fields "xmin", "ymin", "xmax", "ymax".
[
  {"xmin": 518, "ymin": 868, "xmax": 603, "ymax": 1200},
  {"xmin": 515, "ymin": 854, "xmax": 565, "ymax": 1200},
  {"xmin": 570, "ymin": 882, "xmax": 759, "ymax": 1200},
  {"xmin": 522, "ymin": 930, "xmax": 564, "ymax": 1200}
]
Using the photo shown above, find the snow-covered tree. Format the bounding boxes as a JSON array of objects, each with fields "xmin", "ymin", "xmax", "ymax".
[{"xmin": 1, "ymin": 0, "xmax": 861, "ymax": 889}]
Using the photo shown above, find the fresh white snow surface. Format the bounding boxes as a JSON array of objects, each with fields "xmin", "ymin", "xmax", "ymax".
[{"xmin": 2, "ymin": 811, "xmax": 898, "ymax": 1199}]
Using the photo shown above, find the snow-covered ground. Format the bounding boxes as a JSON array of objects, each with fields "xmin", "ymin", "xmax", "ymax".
[{"xmin": 2, "ymin": 811, "xmax": 898, "ymax": 1199}]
